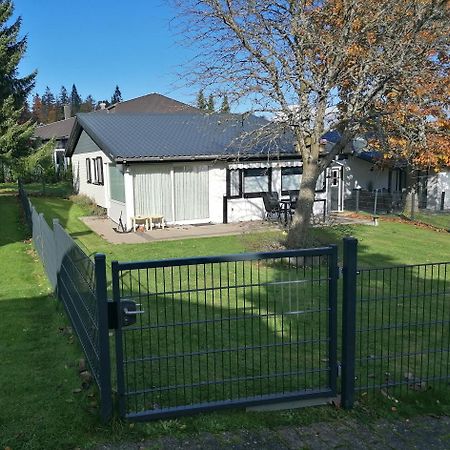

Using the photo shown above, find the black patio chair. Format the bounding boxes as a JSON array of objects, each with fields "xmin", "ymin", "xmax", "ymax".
[
  {"xmin": 262, "ymin": 192, "xmax": 281, "ymax": 222},
  {"xmin": 289, "ymin": 193, "xmax": 298, "ymax": 211}
]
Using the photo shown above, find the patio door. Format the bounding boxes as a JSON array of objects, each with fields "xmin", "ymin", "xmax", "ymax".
[{"xmin": 173, "ymin": 165, "xmax": 210, "ymax": 221}]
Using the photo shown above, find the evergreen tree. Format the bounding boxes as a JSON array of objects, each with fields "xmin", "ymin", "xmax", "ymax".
[
  {"xmin": 111, "ymin": 85, "xmax": 122, "ymax": 104},
  {"xmin": 0, "ymin": 0, "xmax": 36, "ymax": 170},
  {"xmin": 41, "ymin": 86, "xmax": 57, "ymax": 123},
  {"xmin": 207, "ymin": 94, "xmax": 215, "ymax": 112},
  {"xmin": 31, "ymin": 94, "xmax": 43, "ymax": 123},
  {"xmin": 196, "ymin": 89, "xmax": 206, "ymax": 110},
  {"xmin": 80, "ymin": 94, "xmax": 96, "ymax": 112},
  {"xmin": 55, "ymin": 85, "xmax": 69, "ymax": 121},
  {"xmin": 59, "ymin": 85, "xmax": 69, "ymax": 105},
  {"xmin": 220, "ymin": 95, "xmax": 230, "ymax": 113},
  {"xmin": 70, "ymin": 84, "xmax": 82, "ymax": 114}
]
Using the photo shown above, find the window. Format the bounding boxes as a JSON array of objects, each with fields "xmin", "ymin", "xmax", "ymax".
[
  {"xmin": 94, "ymin": 157, "xmax": 104, "ymax": 185},
  {"xmin": 281, "ymin": 167, "xmax": 303, "ymax": 194},
  {"xmin": 109, "ymin": 164, "xmax": 125, "ymax": 203},
  {"xmin": 243, "ymin": 168, "xmax": 271, "ymax": 197},
  {"xmin": 226, "ymin": 169, "xmax": 241, "ymax": 198},
  {"xmin": 86, "ymin": 158, "xmax": 92, "ymax": 183},
  {"xmin": 315, "ymin": 171, "xmax": 326, "ymax": 192}
]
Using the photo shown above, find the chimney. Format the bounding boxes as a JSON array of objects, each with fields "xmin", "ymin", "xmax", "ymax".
[
  {"xmin": 99, "ymin": 102, "xmax": 107, "ymax": 110},
  {"xmin": 63, "ymin": 105, "xmax": 71, "ymax": 120}
]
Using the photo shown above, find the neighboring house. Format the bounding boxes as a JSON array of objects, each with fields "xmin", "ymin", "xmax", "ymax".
[
  {"xmin": 34, "ymin": 113, "xmax": 75, "ymax": 172},
  {"xmin": 422, "ymin": 169, "xmax": 450, "ymax": 211},
  {"xmin": 66, "ymin": 112, "xmax": 337, "ymax": 229},
  {"xmin": 34, "ymin": 93, "xmax": 201, "ymax": 172}
]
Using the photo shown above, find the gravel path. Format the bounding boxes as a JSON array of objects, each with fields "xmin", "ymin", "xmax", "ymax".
[{"xmin": 97, "ymin": 415, "xmax": 450, "ymax": 450}]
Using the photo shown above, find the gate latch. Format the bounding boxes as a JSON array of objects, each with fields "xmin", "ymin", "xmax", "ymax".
[{"xmin": 121, "ymin": 299, "xmax": 145, "ymax": 327}]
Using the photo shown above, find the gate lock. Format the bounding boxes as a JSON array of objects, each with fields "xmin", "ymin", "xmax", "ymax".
[{"xmin": 120, "ymin": 299, "xmax": 145, "ymax": 327}]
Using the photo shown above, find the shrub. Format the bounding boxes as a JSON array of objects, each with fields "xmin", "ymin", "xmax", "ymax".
[{"xmin": 69, "ymin": 194, "xmax": 106, "ymax": 216}]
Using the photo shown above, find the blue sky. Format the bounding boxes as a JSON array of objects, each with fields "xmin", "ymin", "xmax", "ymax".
[{"xmin": 14, "ymin": 0, "xmax": 198, "ymax": 105}]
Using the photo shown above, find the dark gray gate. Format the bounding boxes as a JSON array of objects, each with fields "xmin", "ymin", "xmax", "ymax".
[{"xmin": 111, "ymin": 246, "xmax": 339, "ymax": 420}]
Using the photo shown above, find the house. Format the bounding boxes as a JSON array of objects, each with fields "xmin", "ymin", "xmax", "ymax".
[
  {"xmin": 34, "ymin": 93, "xmax": 201, "ymax": 172},
  {"xmin": 66, "ymin": 112, "xmax": 337, "ymax": 229},
  {"xmin": 34, "ymin": 108, "xmax": 75, "ymax": 172}
]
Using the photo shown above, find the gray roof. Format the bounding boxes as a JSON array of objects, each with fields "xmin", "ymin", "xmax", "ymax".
[
  {"xmin": 107, "ymin": 92, "xmax": 200, "ymax": 114},
  {"xmin": 34, "ymin": 117, "xmax": 76, "ymax": 141},
  {"xmin": 34, "ymin": 93, "xmax": 199, "ymax": 141},
  {"xmin": 67, "ymin": 113, "xmax": 297, "ymax": 161}
]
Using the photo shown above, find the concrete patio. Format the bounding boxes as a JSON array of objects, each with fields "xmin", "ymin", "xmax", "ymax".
[
  {"xmin": 81, "ymin": 216, "xmax": 279, "ymax": 244},
  {"xmin": 81, "ymin": 212, "xmax": 375, "ymax": 245}
]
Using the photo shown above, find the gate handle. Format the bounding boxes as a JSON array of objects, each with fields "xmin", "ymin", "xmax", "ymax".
[{"xmin": 124, "ymin": 307, "xmax": 145, "ymax": 316}]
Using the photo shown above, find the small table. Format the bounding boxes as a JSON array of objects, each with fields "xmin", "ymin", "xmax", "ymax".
[
  {"xmin": 148, "ymin": 215, "xmax": 166, "ymax": 230},
  {"xmin": 131, "ymin": 215, "xmax": 148, "ymax": 231}
]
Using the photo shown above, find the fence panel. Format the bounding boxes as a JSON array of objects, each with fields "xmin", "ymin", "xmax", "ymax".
[
  {"xmin": 17, "ymin": 184, "xmax": 112, "ymax": 421},
  {"xmin": 355, "ymin": 262, "xmax": 450, "ymax": 395},
  {"xmin": 54, "ymin": 222, "xmax": 112, "ymax": 419},
  {"xmin": 113, "ymin": 246, "xmax": 339, "ymax": 420}
]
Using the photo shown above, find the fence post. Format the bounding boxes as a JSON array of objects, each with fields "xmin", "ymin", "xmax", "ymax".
[
  {"xmin": 355, "ymin": 189, "xmax": 360, "ymax": 213},
  {"xmin": 373, "ymin": 190, "xmax": 378, "ymax": 215},
  {"xmin": 440, "ymin": 192, "xmax": 445, "ymax": 211},
  {"xmin": 38, "ymin": 212, "xmax": 45, "ymax": 259},
  {"xmin": 53, "ymin": 218, "xmax": 61, "ymax": 296},
  {"xmin": 95, "ymin": 253, "xmax": 113, "ymax": 422},
  {"xmin": 411, "ymin": 191, "xmax": 416, "ymax": 219},
  {"xmin": 341, "ymin": 237, "xmax": 358, "ymax": 409}
]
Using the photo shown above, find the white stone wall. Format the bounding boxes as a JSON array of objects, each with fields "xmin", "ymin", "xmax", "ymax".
[
  {"xmin": 426, "ymin": 170, "xmax": 450, "ymax": 210},
  {"xmin": 71, "ymin": 131, "xmax": 112, "ymax": 209}
]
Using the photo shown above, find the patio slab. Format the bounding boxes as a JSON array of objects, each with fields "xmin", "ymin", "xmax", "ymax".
[{"xmin": 81, "ymin": 216, "xmax": 278, "ymax": 244}]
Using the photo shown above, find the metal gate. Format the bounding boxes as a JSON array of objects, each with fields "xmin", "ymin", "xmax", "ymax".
[{"xmin": 112, "ymin": 246, "xmax": 339, "ymax": 420}]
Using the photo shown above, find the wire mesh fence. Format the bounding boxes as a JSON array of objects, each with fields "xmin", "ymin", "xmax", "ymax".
[
  {"xmin": 112, "ymin": 247, "xmax": 339, "ymax": 419},
  {"xmin": 17, "ymin": 179, "xmax": 450, "ymax": 420},
  {"xmin": 18, "ymin": 181, "xmax": 112, "ymax": 421},
  {"xmin": 354, "ymin": 262, "xmax": 450, "ymax": 395}
]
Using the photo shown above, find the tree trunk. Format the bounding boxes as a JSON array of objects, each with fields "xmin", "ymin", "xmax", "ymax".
[
  {"xmin": 402, "ymin": 167, "xmax": 418, "ymax": 218},
  {"xmin": 286, "ymin": 162, "xmax": 320, "ymax": 249}
]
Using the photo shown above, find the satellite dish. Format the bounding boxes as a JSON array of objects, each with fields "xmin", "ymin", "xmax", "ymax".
[{"xmin": 353, "ymin": 137, "xmax": 368, "ymax": 151}]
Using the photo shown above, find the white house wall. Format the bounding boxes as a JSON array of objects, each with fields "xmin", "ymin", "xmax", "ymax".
[
  {"xmin": 71, "ymin": 130, "xmax": 112, "ymax": 209},
  {"xmin": 426, "ymin": 170, "xmax": 450, "ymax": 210},
  {"xmin": 342, "ymin": 157, "xmax": 390, "ymax": 198}
]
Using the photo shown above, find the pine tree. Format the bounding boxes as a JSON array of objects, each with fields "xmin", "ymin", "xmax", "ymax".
[
  {"xmin": 220, "ymin": 95, "xmax": 230, "ymax": 113},
  {"xmin": 70, "ymin": 84, "xmax": 82, "ymax": 115},
  {"xmin": 55, "ymin": 85, "xmax": 69, "ymax": 121},
  {"xmin": 207, "ymin": 94, "xmax": 215, "ymax": 112},
  {"xmin": 0, "ymin": 0, "xmax": 36, "ymax": 170},
  {"xmin": 111, "ymin": 85, "xmax": 122, "ymax": 104},
  {"xmin": 59, "ymin": 85, "xmax": 69, "ymax": 105},
  {"xmin": 196, "ymin": 89, "xmax": 206, "ymax": 110},
  {"xmin": 41, "ymin": 86, "xmax": 57, "ymax": 123}
]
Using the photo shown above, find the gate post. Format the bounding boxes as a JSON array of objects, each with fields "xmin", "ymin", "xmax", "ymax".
[
  {"xmin": 95, "ymin": 253, "xmax": 113, "ymax": 422},
  {"xmin": 341, "ymin": 237, "xmax": 358, "ymax": 409}
]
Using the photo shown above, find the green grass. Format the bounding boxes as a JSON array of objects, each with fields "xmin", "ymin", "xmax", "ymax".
[
  {"xmin": 3, "ymin": 193, "xmax": 450, "ymax": 448},
  {"xmin": 410, "ymin": 210, "xmax": 450, "ymax": 230},
  {"xmin": 0, "ymin": 181, "xmax": 72, "ymax": 197}
]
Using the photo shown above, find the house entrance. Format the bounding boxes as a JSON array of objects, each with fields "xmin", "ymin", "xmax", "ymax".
[{"xmin": 328, "ymin": 165, "xmax": 343, "ymax": 211}]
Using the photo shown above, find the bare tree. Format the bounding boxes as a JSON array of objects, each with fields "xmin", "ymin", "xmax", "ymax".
[{"xmin": 172, "ymin": 0, "xmax": 448, "ymax": 246}]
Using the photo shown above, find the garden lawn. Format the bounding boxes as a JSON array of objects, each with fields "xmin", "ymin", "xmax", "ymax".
[
  {"xmin": 411, "ymin": 211, "xmax": 450, "ymax": 230},
  {"xmin": 2, "ymin": 193, "xmax": 450, "ymax": 449},
  {"xmin": 0, "ymin": 181, "xmax": 72, "ymax": 197},
  {"xmin": 31, "ymin": 196, "xmax": 450, "ymax": 268}
]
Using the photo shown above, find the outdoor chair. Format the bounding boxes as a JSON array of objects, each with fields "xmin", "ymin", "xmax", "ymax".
[
  {"xmin": 289, "ymin": 193, "xmax": 298, "ymax": 211},
  {"xmin": 262, "ymin": 192, "xmax": 281, "ymax": 222}
]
